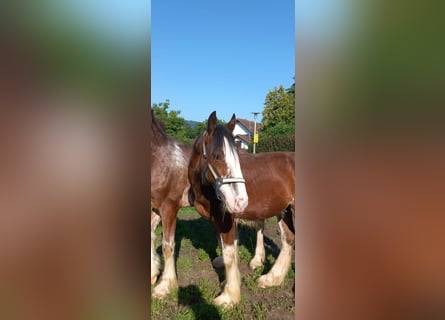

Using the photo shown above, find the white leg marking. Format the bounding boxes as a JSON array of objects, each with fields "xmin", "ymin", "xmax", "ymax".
[
  {"xmin": 249, "ymin": 220, "xmax": 266, "ymax": 270},
  {"xmin": 213, "ymin": 238, "xmax": 241, "ymax": 307},
  {"xmin": 153, "ymin": 239, "xmax": 178, "ymax": 298},
  {"xmin": 151, "ymin": 211, "xmax": 161, "ymax": 285},
  {"xmin": 257, "ymin": 220, "xmax": 292, "ymax": 288}
]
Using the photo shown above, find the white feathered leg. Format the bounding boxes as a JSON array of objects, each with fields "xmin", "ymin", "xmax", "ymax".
[
  {"xmin": 249, "ymin": 220, "xmax": 265, "ymax": 270},
  {"xmin": 257, "ymin": 219, "xmax": 292, "ymax": 288},
  {"xmin": 151, "ymin": 211, "xmax": 161, "ymax": 285},
  {"xmin": 213, "ymin": 237, "xmax": 241, "ymax": 307},
  {"xmin": 153, "ymin": 238, "xmax": 178, "ymax": 298}
]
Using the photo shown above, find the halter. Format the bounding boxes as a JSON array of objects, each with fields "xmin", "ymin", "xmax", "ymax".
[{"xmin": 202, "ymin": 132, "xmax": 245, "ymax": 201}]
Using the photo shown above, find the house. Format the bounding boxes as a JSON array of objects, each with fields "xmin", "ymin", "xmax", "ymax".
[{"xmin": 233, "ymin": 118, "xmax": 260, "ymax": 150}]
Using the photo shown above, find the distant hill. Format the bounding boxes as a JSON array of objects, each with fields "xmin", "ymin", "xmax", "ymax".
[{"xmin": 187, "ymin": 120, "xmax": 199, "ymax": 128}]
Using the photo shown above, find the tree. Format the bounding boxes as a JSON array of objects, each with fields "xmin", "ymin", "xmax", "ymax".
[
  {"xmin": 286, "ymin": 81, "xmax": 295, "ymax": 96},
  {"xmin": 151, "ymin": 101, "xmax": 228, "ymax": 144},
  {"xmin": 261, "ymin": 85, "xmax": 295, "ymax": 135},
  {"xmin": 192, "ymin": 119, "xmax": 226, "ymax": 138},
  {"xmin": 152, "ymin": 100, "xmax": 192, "ymax": 143},
  {"xmin": 252, "ymin": 82, "xmax": 295, "ymax": 152}
]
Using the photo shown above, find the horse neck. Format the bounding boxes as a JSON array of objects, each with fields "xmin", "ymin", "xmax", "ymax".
[
  {"xmin": 150, "ymin": 126, "xmax": 168, "ymax": 147},
  {"xmin": 189, "ymin": 137, "xmax": 208, "ymax": 184}
]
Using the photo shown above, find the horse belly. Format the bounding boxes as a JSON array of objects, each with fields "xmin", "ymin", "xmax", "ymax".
[
  {"xmin": 240, "ymin": 178, "xmax": 293, "ymax": 220},
  {"xmin": 241, "ymin": 198, "xmax": 289, "ymax": 220}
]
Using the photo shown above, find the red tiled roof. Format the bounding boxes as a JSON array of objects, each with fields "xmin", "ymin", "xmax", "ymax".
[{"xmin": 236, "ymin": 118, "xmax": 260, "ymax": 135}]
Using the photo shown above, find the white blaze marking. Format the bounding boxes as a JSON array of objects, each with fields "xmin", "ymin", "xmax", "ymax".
[
  {"xmin": 223, "ymin": 137, "xmax": 242, "ymax": 179},
  {"xmin": 219, "ymin": 136, "xmax": 248, "ymax": 213}
]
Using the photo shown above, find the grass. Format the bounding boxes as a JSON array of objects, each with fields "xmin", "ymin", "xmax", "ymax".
[
  {"xmin": 252, "ymin": 302, "xmax": 268, "ymax": 320},
  {"xmin": 237, "ymin": 244, "xmax": 253, "ymax": 263},
  {"xmin": 176, "ymin": 255, "xmax": 193, "ymax": 272},
  {"xmin": 197, "ymin": 248, "xmax": 208, "ymax": 261},
  {"xmin": 242, "ymin": 266, "xmax": 264, "ymax": 292},
  {"xmin": 151, "ymin": 207, "xmax": 295, "ymax": 320}
]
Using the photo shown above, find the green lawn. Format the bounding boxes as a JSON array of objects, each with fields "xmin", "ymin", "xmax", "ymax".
[{"xmin": 151, "ymin": 207, "xmax": 295, "ymax": 320}]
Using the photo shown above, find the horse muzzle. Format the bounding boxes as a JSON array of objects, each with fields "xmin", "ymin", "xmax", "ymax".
[{"xmin": 218, "ymin": 180, "xmax": 249, "ymax": 214}]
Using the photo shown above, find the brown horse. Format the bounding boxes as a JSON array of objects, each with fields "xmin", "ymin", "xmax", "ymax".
[
  {"xmin": 150, "ymin": 108, "xmax": 191, "ymax": 298},
  {"xmin": 150, "ymin": 109, "xmax": 269, "ymax": 300},
  {"xmin": 189, "ymin": 111, "xmax": 295, "ymax": 306}
]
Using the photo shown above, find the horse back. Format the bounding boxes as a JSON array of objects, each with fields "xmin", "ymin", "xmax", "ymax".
[
  {"xmin": 239, "ymin": 152, "xmax": 295, "ymax": 220},
  {"xmin": 151, "ymin": 141, "xmax": 191, "ymax": 210}
]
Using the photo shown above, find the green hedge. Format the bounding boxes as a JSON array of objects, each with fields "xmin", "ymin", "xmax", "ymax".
[{"xmin": 248, "ymin": 134, "xmax": 295, "ymax": 152}]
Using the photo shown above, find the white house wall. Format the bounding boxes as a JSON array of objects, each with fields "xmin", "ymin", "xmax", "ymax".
[{"xmin": 233, "ymin": 123, "xmax": 250, "ymax": 136}]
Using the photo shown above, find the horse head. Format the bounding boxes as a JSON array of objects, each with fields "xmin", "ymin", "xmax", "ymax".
[{"xmin": 194, "ymin": 111, "xmax": 248, "ymax": 214}]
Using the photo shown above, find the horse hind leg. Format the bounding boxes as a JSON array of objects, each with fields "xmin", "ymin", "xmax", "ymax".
[
  {"xmin": 249, "ymin": 220, "xmax": 266, "ymax": 270},
  {"xmin": 151, "ymin": 210, "xmax": 161, "ymax": 285},
  {"xmin": 257, "ymin": 212, "xmax": 294, "ymax": 288},
  {"xmin": 153, "ymin": 205, "xmax": 179, "ymax": 299}
]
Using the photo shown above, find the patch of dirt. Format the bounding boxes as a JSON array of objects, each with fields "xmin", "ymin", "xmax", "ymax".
[
  {"xmin": 237, "ymin": 219, "xmax": 295, "ymax": 320},
  {"xmin": 154, "ymin": 208, "xmax": 295, "ymax": 319}
]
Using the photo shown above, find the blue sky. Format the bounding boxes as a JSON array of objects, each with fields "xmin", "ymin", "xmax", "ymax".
[{"xmin": 151, "ymin": 0, "xmax": 295, "ymax": 123}]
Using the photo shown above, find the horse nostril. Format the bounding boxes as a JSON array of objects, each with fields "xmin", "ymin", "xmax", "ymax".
[{"xmin": 235, "ymin": 196, "xmax": 247, "ymax": 209}]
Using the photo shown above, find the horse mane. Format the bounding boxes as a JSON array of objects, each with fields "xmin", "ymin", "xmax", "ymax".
[
  {"xmin": 207, "ymin": 124, "xmax": 237, "ymax": 156},
  {"xmin": 151, "ymin": 108, "xmax": 169, "ymax": 144}
]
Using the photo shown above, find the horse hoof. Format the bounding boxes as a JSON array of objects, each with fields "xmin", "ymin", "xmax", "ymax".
[
  {"xmin": 248, "ymin": 257, "xmax": 264, "ymax": 270},
  {"xmin": 151, "ymin": 275, "xmax": 158, "ymax": 285},
  {"xmin": 212, "ymin": 256, "xmax": 224, "ymax": 268},
  {"xmin": 257, "ymin": 274, "xmax": 278, "ymax": 288},
  {"xmin": 152, "ymin": 280, "xmax": 177, "ymax": 299},
  {"xmin": 152, "ymin": 285, "xmax": 168, "ymax": 299},
  {"xmin": 213, "ymin": 292, "xmax": 238, "ymax": 307}
]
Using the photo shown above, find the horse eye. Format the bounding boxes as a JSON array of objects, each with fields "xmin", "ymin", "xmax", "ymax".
[{"xmin": 215, "ymin": 153, "xmax": 222, "ymax": 161}]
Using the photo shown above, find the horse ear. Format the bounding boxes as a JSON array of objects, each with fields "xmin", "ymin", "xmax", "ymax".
[
  {"xmin": 226, "ymin": 113, "xmax": 236, "ymax": 132},
  {"xmin": 207, "ymin": 111, "xmax": 218, "ymax": 135}
]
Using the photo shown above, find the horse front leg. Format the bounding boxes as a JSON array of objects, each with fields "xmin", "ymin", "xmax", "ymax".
[
  {"xmin": 152, "ymin": 203, "xmax": 179, "ymax": 298},
  {"xmin": 213, "ymin": 224, "xmax": 241, "ymax": 307},
  {"xmin": 151, "ymin": 210, "xmax": 161, "ymax": 285},
  {"xmin": 249, "ymin": 220, "xmax": 266, "ymax": 270},
  {"xmin": 213, "ymin": 220, "xmax": 265, "ymax": 270},
  {"xmin": 211, "ymin": 236, "xmax": 224, "ymax": 268}
]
